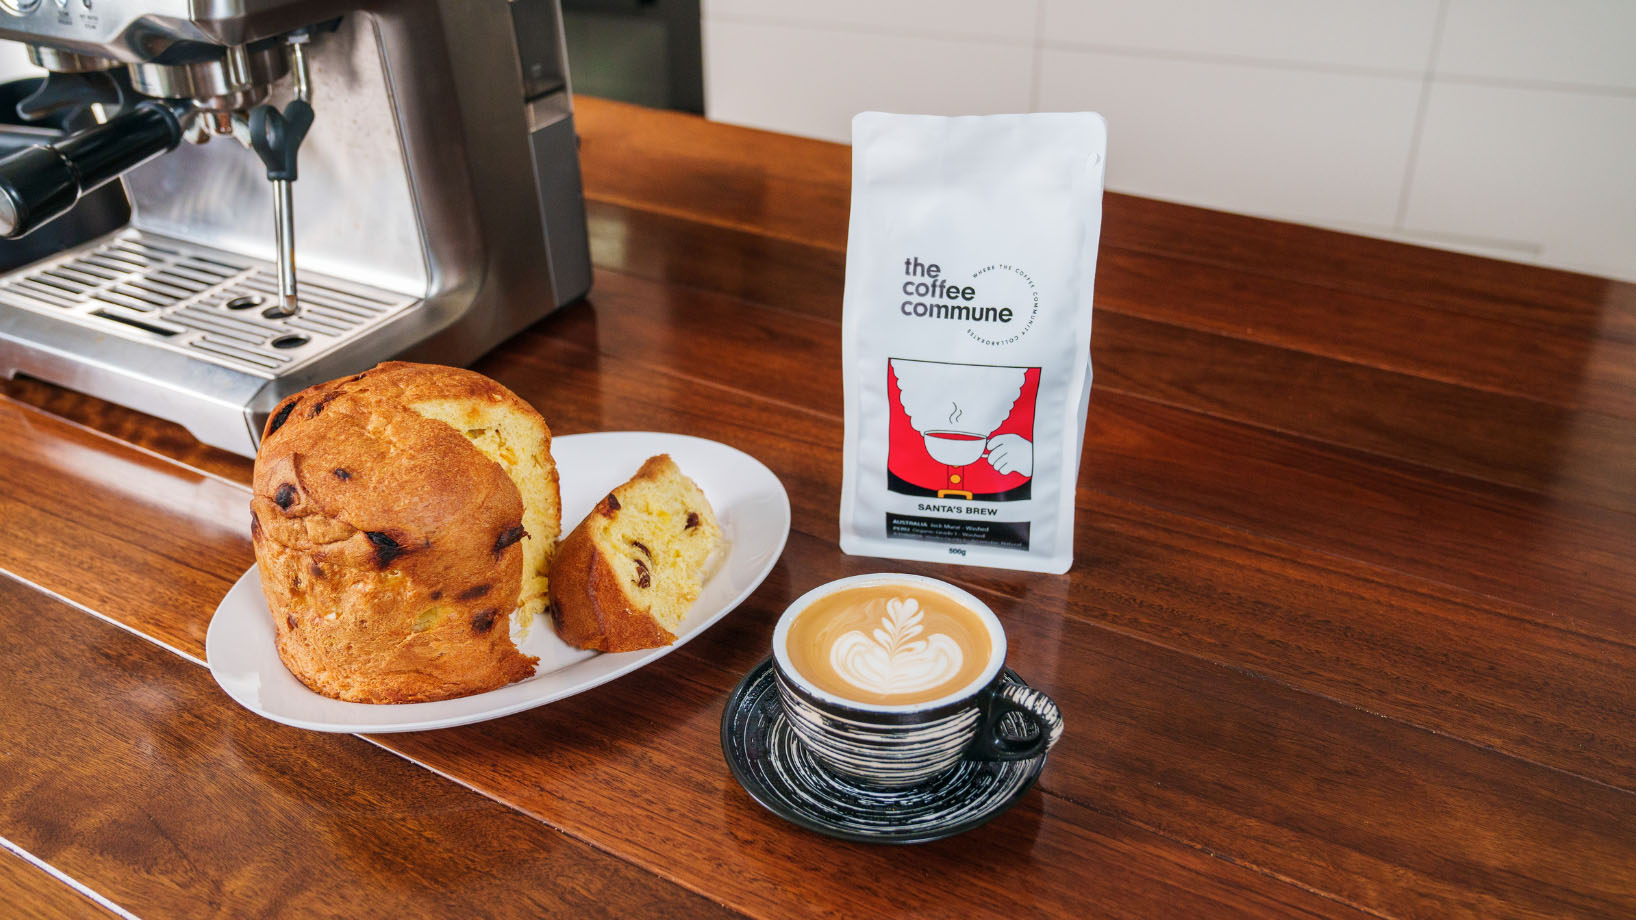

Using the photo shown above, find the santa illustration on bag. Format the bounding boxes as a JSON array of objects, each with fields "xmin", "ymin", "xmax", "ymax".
[{"xmin": 886, "ymin": 358, "xmax": 1038, "ymax": 501}]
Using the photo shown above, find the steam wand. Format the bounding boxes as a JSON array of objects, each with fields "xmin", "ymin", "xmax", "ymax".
[{"xmin": 248, "ymin": 34, "xmax": 314, "ymax": 319}]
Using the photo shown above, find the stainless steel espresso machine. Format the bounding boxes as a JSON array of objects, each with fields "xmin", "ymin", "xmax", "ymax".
[{"xmin": 0, "ymin": 1, "xmax": 592, "ymax": 455}]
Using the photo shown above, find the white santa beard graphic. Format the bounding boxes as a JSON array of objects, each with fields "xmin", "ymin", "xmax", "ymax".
[
  {"xmin": 828, "ymin": 597, "xmax": 964, "ymax": 696},
  {"xmin": 891, "ymin": 360, "xmax": 1025, "ymax": 438}
]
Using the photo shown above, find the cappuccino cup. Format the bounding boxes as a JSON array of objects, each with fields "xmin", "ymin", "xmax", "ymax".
[{"xmin": 772, "ymin": 573, "xmax": 1063, "ymax": 787}]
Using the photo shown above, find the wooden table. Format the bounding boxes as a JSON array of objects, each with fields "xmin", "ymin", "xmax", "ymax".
[{"xmin": 2, "ymin": 96, "xmax": 1633, "ymax": 919}]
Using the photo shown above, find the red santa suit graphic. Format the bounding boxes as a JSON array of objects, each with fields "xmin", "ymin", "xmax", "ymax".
[{"xmin": 886, "ymin": 360, "xmax": 1038, "ymax": 501}]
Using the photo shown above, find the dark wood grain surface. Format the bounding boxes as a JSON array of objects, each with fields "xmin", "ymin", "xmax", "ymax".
[
  {"xmin": 2, "ymin": 96, "xmax": 1632, "ymax": 918},
  {"xmin": 0, "ymin": 575, "xmax": 740, "ymax": 920},
  {"xmin": 0, "ymin": 847, "xmax": 118, "ymax": 920}
]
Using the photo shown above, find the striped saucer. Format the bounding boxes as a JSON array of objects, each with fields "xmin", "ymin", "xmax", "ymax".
[{"xmin": 721, "ymin": 657, "xmax": 1049, "ymax": 844}]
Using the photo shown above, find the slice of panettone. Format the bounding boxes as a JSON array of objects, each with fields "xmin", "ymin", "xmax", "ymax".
[{"xmin": 548, "ymin": 454, "xmax": 723, "ymax": 652}]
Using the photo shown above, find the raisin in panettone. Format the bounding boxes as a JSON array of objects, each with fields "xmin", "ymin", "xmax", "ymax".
[
  {"xmin": 549, "ymin": 454, "xmax": 723, "ymax": 652},
  {"xmin": 250, "ymin": 362, "xmax": 560, "ymax": 703}
]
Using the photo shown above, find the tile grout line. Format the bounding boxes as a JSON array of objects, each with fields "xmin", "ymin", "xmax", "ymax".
[
  {"xmin": 1037, "ymin": 38, "xmax": 1422, "ymax": 80},
  {"xmin": 0, "ymin": 834, "xmax": 141, "ymax": 920},
  {"xmin": 705, "ymin": 10, "xmax": 1415, "ymax": 82},
  {"xmin": 1330, "ymin": 221, "xmax": 1541, "ymax": 255},
  {"xmin": 1394, "ymin": 0, "xmax": 1450, "ymax": 231},
  {"xmin": 707, "ymin": 10, "xmax": 1037, "ymax": 50},
  {"xmin": 707, "ymin": 10, "xmax": 1636, "ymax": 99},
  {"xmin": 1435, "ymin": 71, "xmax": 1636, "ymax": 100}
]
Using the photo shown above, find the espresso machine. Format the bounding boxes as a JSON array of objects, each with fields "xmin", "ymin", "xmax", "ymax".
[{"xmin": 0, "ymin": 0, "xmax": 591, "ymax": 456}]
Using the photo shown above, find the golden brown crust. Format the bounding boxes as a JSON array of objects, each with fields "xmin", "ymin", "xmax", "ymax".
[
  {"xmin": 628, "ymin": 453, "xmax": 682, "ymax": 487},
  {"xmin": 251, "ymin": 362, "xmax": 544, "ymax": 703},
  {"xmin": 548, "ymin": 504, "xmax": 676, "ymax": 653}
]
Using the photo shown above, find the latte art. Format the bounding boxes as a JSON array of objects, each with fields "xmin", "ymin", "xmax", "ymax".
[
  {"xmin": 784, "ymin": 583, "xmax": 993, "ymax": 706},
  {"xmin": 830, "ymin": 598, "xmax": 963, "ymax": 696}
]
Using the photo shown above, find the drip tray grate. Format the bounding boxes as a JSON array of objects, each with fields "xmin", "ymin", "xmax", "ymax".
[{"xmin": 0, "ymin": 231, "xmax": 419, "ymax": 376}]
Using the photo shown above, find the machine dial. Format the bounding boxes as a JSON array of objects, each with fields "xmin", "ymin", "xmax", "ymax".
[{"xmin": 0, "ymin": 0, "xmax": 43, "ymax": 14}]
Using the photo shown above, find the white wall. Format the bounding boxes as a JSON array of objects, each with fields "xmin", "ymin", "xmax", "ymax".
[{"xmin": 703, "ymin": 0, "xmax": 1636, "ymax": 283}]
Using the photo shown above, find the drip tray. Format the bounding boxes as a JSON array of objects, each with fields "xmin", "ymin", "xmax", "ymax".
[{"xmin": 0, "ymin": 230, "xmax": 419, "ymax": 377}]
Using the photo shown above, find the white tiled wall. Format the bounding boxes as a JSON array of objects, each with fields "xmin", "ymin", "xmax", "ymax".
[
  {"xmin": 705, "ymin": 21, "xmax": 1034, "ymax": 141},
  {"xmin": 1404, "ymin": 84, "xmax": 1636, "ymax": 273},
  {"xmin": 703, "ymin": 0, "xmax": 1636, "ymax": 282},
  {"xmin": 1039, "ymin": 0, "xmax": 1441, "ymax": 71},
  {"xmin": 1436, "ymin": 0, "xmax": 1636, "ymax": 90},
  {"xmin": 1035, "ymin": 52, "xmax": 1421, "ymax": 227}
]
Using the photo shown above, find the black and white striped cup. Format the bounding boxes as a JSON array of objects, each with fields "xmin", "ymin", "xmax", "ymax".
[{"xmin": 771, "ymin": 574, "xmax": 1064, "ymax": 787}]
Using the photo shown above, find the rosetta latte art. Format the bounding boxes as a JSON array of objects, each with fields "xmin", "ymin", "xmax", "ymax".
[{"xmin": 829, "ymin": 597, "xmax": 964, "ymax": 697}]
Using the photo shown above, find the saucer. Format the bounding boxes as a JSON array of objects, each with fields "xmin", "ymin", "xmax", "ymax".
[{"xmin": 721, "ymin": 658, "xmax": 1049, "ymax": 844}]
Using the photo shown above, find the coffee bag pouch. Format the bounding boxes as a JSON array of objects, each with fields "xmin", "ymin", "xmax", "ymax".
[{"xmin": 839, "ymin": 111, "xmax": 1106, "ymax": 574}]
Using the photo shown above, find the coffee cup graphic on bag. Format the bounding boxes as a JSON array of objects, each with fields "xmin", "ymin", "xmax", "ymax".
[{"xmin": 887, "ymin": 358, "xmax": 1038, "ymax": 501}]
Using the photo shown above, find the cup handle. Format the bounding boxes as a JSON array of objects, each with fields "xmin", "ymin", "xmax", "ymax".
[{"xmin": 967, "ymin": 679, "xmax": 1064, "ymax": 761}]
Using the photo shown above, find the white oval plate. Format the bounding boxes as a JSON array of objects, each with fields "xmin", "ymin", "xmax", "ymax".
[{"xmin": 206, "ymin": 432, "xmax": 790, "ymax": 733}]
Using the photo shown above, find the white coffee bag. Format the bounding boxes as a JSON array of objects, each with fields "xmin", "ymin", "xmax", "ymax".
[{"xmin": 839, "ymin": 111, "xmax": 1106, "ymax": 574}]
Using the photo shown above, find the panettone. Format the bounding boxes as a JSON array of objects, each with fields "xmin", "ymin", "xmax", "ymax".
[
  {"xmin": 250, "ymin": 361, "xmax": 561, "ymax": 703},
  {"xmin": 549, "ymin": 454, "xmax": 723, "ymax": 652}
]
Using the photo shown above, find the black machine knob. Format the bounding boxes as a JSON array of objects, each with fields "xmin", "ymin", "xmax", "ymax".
[
  {"xmin": 0, "ymin": 100, "xmax": 186, "ymax": 239},
  {"xmin": 15, "ymin": 70, "xmax": 127, "ymax": 130},
  {"xmin": 248, "ymin": 98, "xmax": 313, "ymax": 182}
]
